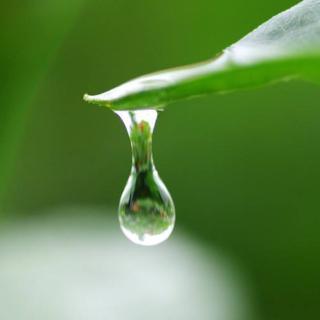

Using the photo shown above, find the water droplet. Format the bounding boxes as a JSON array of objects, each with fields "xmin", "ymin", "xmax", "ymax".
[{"xmin": 115, "ymin": 109, "xmax": 175, "ymax": 246}]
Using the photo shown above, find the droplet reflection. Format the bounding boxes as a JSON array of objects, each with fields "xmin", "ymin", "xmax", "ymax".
[{"xmin": 115, "ymin": 109, "xmax": 175, "ymax": 246}]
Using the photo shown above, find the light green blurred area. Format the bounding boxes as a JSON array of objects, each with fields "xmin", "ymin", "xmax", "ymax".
[
  {"xmin": 1, "ymin": 0, "xmax": 320, "ymax": 319},
  {"xmin": 0, "ymin": 208, "xmax": 253, "ymax": 320}
]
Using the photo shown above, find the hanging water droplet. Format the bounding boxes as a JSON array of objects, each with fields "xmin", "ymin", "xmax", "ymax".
[{"xmin": 115, "ymin": 109, "xmax": 175, "ymax": 246}]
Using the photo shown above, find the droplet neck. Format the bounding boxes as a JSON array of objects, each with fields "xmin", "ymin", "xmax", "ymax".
[{"xmin": 115, "ymin": 110, "xmax": 157, "ymax": 172}]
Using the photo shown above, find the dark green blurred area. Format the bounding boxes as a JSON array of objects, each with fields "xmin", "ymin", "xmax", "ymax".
[{"xmin": 2, "ymin": 0, "xmax": 320, "ymax": 319}]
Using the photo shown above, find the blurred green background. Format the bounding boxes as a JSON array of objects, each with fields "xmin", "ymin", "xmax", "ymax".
[{"xmin": 2, "ymin": 0, "xmax": 320, "ymax": 319}]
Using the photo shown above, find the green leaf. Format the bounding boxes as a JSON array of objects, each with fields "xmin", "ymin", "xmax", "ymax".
[{"xmin": 84, "ymin": 0, "xmax": 320, "ymax": 110}]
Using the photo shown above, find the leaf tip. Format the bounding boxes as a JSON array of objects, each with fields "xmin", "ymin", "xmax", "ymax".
[
  {"xmin": 83, "ymin": 93, "xmax": 109, "ymax": 108},
  {"xmin": 83, "ymin": 93, "xmax": 93, "ymax": 103}
]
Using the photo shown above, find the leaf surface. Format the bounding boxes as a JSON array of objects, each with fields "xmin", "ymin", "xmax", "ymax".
[{"xmin": 84, "ymin": 0, "xmax": 320, "ymax": 110}]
